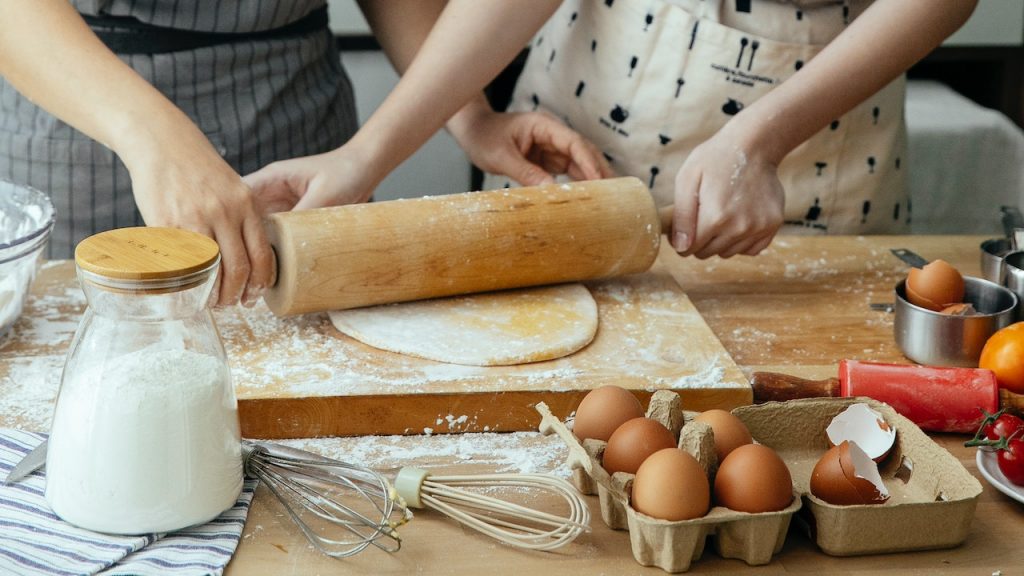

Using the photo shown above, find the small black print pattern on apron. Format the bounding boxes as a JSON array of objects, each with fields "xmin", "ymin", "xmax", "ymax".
[{"xmin": 485, "ymin": 0, "xmax": 907, "ymax": 235}]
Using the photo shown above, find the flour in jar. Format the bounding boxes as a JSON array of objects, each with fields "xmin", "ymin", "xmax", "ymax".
[{"xmin": 46, "ymin": 348, "xmax": 243, "ymax": 534}]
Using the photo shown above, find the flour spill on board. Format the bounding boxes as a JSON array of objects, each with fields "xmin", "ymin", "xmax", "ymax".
[
  {"xmin": 220, "ymin": 276, "xmax": 747, "ymax": 398},
  {"xmin": 5, "ymin": 263, "xmax": 748, "ymax": 440}
]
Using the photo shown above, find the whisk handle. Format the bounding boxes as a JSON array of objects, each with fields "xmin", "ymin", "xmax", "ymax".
[{"xmin": 395, "ymin": 467, "xmax": 430, "ymax": 509}]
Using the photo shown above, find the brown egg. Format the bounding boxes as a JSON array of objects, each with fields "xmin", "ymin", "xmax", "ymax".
[
  {"xmin": 905, "ymin": 259, "xmax": 964, "ymax": 311},
  {"xmin": 714, "ymin": 444, "xmax": 793, "ymax": 513},
  {"xmin": 632, "ymin": 448, "xmax": 709, "ymax": 521},
  {"xmin": 572, "ymin": 385, "xmax": 644, "ymax": 442},
  {"xmin": 602, "ymin": 417, "xmax": 677, "ymax": 475},
  {"xmin": 810, "ymin": 441, "xmax": 889, "ymax": 506},
  {"xmin": 693, "ymin": 409, "xmax": 753, "ymax": 462}
]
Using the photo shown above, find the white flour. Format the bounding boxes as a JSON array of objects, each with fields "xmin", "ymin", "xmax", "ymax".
[{"xmin": 45, "ymin": 348, "xmax": 243, "ymax": 534}]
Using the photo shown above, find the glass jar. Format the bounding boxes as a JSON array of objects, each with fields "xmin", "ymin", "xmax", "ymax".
[{"xmin": 46, "ymin": 227, "xmax": 242, "ymax": 534}]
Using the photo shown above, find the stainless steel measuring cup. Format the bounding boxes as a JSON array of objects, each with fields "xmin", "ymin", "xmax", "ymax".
[
  {"xmin": 979, "ymin": 206, "xmax": 1024, "ymax": 284},
  {"xmin": 894, "ymin": 276, "xmax": 1017, "ymax": 366},
  {"xmin": 890, "ymin": 248, "xmax": 1017, "ymax": 366},
  {"xmin": 981, "ymin": 238, "xmax": 1013, "ymax": 285},
  {"xmin": 1002, "ymin": 251, "xmax": 1024, "ymax": 320}
]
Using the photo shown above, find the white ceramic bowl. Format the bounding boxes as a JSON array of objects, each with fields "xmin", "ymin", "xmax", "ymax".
[{"xmin": 0, "ymin": 180, "xmax": 56, "ymax": 338}]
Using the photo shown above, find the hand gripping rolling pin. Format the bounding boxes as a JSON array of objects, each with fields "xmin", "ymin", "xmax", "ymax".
[
  {"xmin": 752, "ymin": 360, "xmax": 1024, "ymax": 433},
  {"xmin": 262, "ymin": 177, "xmax": 673, "ymax": 316}
]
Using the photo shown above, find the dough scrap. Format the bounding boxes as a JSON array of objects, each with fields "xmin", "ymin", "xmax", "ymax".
[{"xmin": 328, "ymin": 283, "xmax": 598, "ymax": 366}]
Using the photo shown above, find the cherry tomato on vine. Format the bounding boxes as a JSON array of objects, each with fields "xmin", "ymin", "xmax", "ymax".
[
  {"xmin": 997, "ymin": 436, "xmax": 1024, "ymax": 486},
  {"xmin": 983, "ymin": 412, "xmax": 1024, "ymax": 442}
]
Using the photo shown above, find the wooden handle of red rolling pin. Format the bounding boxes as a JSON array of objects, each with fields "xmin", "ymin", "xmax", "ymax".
[
  {"xmin": 262, "ymin": 177, "xmax": 662, "ymax": 316},
  {"xmin": 1000, "ymin": 389, "xmax": 1024, "ymax": 416},
  {"xmin": 750, "ymin": 372, "xmax": 841, "ymax": 403}
]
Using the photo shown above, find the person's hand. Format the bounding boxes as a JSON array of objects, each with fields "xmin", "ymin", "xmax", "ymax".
[
  {"xmin": 448, "ymin": 101, "xmax": 613, "ymax": 186},
  {"xmin": 670, "ymin": 126, "xmax": 785, "ymax": 259},
  {"xmin": 243, "ymin": 147, "xmax": 379, "ymax": 213},
  {"xmin": 125, "ymin": 130, "xmax": 273, "ymax": 308}
]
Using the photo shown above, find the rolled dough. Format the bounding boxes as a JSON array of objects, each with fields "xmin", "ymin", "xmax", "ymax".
[{"xmin": 328, "ymin": 283, "xmax": 599, "ymax": 366}]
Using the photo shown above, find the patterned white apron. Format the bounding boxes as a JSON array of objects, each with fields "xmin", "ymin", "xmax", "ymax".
[{"xmin": 487, "ymin": 0, "xmax": 908, "ymax": 235}]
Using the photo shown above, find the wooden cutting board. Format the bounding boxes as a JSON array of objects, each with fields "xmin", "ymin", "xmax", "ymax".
[
  {"xmin": 0, "ymin": 256, "xmax": 750, "ymax": 439},
  {"xmin": 224, "ymin": 257, "xmax": 750, "ymax": 439}
]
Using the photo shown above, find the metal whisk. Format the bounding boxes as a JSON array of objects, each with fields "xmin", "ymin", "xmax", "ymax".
[
  {"xmin": 241, "ymin": 441, "xmax": 411, "ymax": 558},
  {"xmin": 394, "ymin": 467, "xmax": 590, "ymax": 550}
]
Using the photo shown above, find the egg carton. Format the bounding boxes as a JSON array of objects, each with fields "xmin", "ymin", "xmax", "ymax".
[
  {"xmin": 537, "ymin": 390, "xmax": 800, "ymax": 573},
  {"xmin": 536, "ymin": 393, "xmax": 983, "ymax": 572}
]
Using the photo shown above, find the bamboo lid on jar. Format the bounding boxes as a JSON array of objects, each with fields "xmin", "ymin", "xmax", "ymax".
[{"xmin": 75, "ymin": 227, "xmax": 219, "ymax": 281}]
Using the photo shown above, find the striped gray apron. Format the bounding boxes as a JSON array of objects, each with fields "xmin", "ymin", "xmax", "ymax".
[{"xmin": 0, "ymin": 0, "xmax": 357, "ymax": 258}]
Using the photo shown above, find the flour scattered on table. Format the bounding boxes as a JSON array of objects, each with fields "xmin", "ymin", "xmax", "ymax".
[
  {"xmin": 277, "ymin": 431, "xmax": 570, "ymax": 477},
  {"xmin": 0, "ymin": 355, "xmax": 64, "ymax": 430}
]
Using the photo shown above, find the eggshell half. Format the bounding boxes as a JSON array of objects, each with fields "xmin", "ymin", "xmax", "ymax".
[
  {"xmin": 810, "ymin": 441, "xmax": 889, "ymax": 506},
  {"xmin": 826, "ymin": 403, "xmax": 897, "ymax": 462},
  {"xmin": 842, "ymin": 441, "xmax": 890, "ymax": 504},
  {"xmin": 905, "ymin": 260, "xmax": 964, "ymax": 311}
]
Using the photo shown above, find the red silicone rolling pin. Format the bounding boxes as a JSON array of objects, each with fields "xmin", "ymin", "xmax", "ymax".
[{"xmin": 751, "ymin": 360, "xmax": 1024, "ymax": 433}]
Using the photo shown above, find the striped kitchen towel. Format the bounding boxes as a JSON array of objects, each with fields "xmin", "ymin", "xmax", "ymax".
[{"xmin": 0, "ymin": 429, "xmax": 258, "ymax": 576}]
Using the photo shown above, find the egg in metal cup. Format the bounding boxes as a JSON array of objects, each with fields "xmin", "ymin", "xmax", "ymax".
[{"xmin": 894, "ymin": 275, "xmax": 1016, "ymax": 367}]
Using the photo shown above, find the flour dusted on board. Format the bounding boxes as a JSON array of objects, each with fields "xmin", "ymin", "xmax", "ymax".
[{"xmin": 46, "ymin": 347, "xmax": 243, "ymax": 534}]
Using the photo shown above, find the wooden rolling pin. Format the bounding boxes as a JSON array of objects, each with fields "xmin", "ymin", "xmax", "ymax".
[{"xmin": 263, "ymin": 177, "xmax": 672, "ymax": 316}]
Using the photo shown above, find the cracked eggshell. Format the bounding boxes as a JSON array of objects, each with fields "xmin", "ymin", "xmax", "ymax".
[
  {"xmin": 810, "ymin": 441, "xmax": 890, "ymax": 506},
  {"xmin": 826, "ymin": 403, "xmax": 897, "ymax": 462},
  {"xmin": 905, "ymin": 259, "xmax": 964, "ymax": 311}
]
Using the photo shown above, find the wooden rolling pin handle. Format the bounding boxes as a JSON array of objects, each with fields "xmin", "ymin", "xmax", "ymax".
[
  {"xmin": 999, "ymin": 388, "xmax": 1024, "ymax": 416},
  {"xmin": 750, "ymin": 372, "xmax": 841, "ymax": 404}
]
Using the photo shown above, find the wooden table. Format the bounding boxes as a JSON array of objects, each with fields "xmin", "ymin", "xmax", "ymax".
[{"xmin": 2, "ymin": 235, "xmax": 1022, "ymax": 575}]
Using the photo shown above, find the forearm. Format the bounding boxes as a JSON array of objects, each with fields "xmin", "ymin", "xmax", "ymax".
[
  {"xmin": 446, "ymin": 93, "xmax": 495, "ymax": 146},
  {"xmin": 0, "ymin": 0, "xmax": 209, "ymax": 168},
  {"xmin": 357, "ymin": 0, "xmax": 447, "ymax": 74},
  {"xmin": 734, "ymin": 0, "xmax": 978, "ymax": 163},
  {"xmin": 347, "ymin": 0, "xmax": 560, "ymax": 178},
  {"xmin": 357, "ymin": 0, "xmax": 492, "ymax": 143}
]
